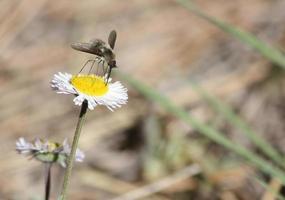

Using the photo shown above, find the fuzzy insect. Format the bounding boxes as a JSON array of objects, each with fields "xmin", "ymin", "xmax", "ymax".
[{"xmin": 71, "ymin": 30, "xmax": 117, "ymax": 83}]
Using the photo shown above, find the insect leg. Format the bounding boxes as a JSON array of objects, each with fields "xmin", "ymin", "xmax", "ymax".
[
  {"xmin": 102, "ymin": 61, "xmax": 107, "ymax": 75},
  {"xmin": 105, "ymin": 66, "xmax": 113, "ymax": 85},
  {"xmin": 95, "ymin": 56, "xmax": 101, "ymax": 75},
  {"xmin": 78, "ymin": 59, "xmax": 94, "ymax": 74},
  {"xmin": 88, "ymin": 59, "xmax": 96, "ymax": 74},
  {"xmin": 98, "ymin": 58, "xmax": 106, "ymax": 76},
  {"xmin": 98, "ymin": 58, "xmax": 103, "ymax": 65}
]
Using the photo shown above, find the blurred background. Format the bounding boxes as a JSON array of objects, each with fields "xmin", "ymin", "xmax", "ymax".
[{"xmin": 1, "ymin": 0, "xmax": 285, "ymax": 199}]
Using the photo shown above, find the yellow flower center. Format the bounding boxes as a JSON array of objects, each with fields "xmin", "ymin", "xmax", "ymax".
[
  {"xmin": 47, "ymin": 141, "xmax": 60, "ymax": 152},
  {"xmin": 70, "ymin": 75, "xmax": 108, "ymax": 96}
]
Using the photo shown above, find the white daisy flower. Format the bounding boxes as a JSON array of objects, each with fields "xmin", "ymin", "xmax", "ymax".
[
  {"xmin": 16, "ymin": 137, "xmax": 85, "ymax": 168},
  {"xmin": 50, "ymin": 72, "xmax": 128, "ymax": 111}
]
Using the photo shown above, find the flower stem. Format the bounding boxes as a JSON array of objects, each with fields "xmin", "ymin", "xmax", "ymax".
[
  {"xmin": 59, "ymin": 101, "xmax": 88, "ymax": 200},
  {"xmin": 45, "ymin": 163, "xmax": 52, "ymax": 200}
]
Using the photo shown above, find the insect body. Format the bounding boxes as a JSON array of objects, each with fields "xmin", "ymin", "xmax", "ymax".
[{"xmin": 71, "ymin": 30, "xmax": 117, "ymax": 83}]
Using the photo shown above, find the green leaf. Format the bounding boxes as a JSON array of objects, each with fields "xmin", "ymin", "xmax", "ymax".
[{"xmin": 189, "ymin": 82, "xmax": 285, "ymax": 169}]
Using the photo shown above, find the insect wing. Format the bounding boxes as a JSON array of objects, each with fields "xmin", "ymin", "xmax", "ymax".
[
  {"xmin": 71, "ymin": 42, "xmax": 103, "ymax": 56},
  {"xmin": 108, "ymin": 30, "xmax": 117, "ymax": 49}
]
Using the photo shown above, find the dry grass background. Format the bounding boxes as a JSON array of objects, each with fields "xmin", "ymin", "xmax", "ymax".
[{"xmin": 1, "ymin": 0, "xmax": 285, "ymax": 199}]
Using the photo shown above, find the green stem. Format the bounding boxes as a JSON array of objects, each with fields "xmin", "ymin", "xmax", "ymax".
[
  {"xmin": 59, "ymin": 101, "xmax": 88, "ymax": 200},
  {"xmin": 45, "ymin": 163, "xmax": 52, "ymax": 200}
]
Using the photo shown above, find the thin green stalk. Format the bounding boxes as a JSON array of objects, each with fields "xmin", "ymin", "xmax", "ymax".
[
  {"xmin": 59, "ymin": 101, "xmax": 88, "ymax": 200},
  {"xmin": 175, "ymin": 0, "xmax": 285, "ymax": 70},
  {"xmin": 118, "ymin": 72, "xmax": 285, "ymax": 184},
  {"xmin": 45, "ymin": 163, "xmax": 52, "ymax": 200},
  {"xmin": 189, "ymin": 82, "xmax": 285, "ymax": 169}
]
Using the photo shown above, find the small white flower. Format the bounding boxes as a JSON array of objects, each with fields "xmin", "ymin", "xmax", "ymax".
[
  {"xmin": 16, "ymin": 137, "xmax": 85, "ymax": 168},
  {"xmin": 50, "ymin": 72, "xmax": 128, "ymax": 111}
]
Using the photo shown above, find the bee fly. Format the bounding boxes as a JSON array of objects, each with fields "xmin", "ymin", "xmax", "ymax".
[{"xmin": 71, "ymin": 30, "xmax": 117, "ymax": 83}]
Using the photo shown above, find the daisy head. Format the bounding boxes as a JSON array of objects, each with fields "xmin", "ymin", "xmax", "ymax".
[
  {"xmin": 16, "ymin": 137, "xmax": 85, "ymax": 168},
  {"xmin": 50, "ymin": 72, "xmax": 128, "ymax": 111}
]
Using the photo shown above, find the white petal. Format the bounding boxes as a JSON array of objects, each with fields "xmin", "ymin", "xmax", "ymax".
[
  {"xmin": 73, "ymin": 95, "xmax": 84, "ymax": 106},
  {"xmin": 15, "ymin": 137, "xmax": 34, "ymax": 154},
  {"xmin": 75, "ymin": 149, "xmax": 85, "ymax": 162},
  {"xmin": 50, "ymin": 72, "xmax": 76, "ymax": 95}
]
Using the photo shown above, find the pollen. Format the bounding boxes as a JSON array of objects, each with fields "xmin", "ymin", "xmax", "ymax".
[
  {"xmin": 47, "ymin": 141, "xmax": 60, "ymax": 152},
  {"xmin": 70, "ymin": 75, "xmax": 108, "ymax": 96}
]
